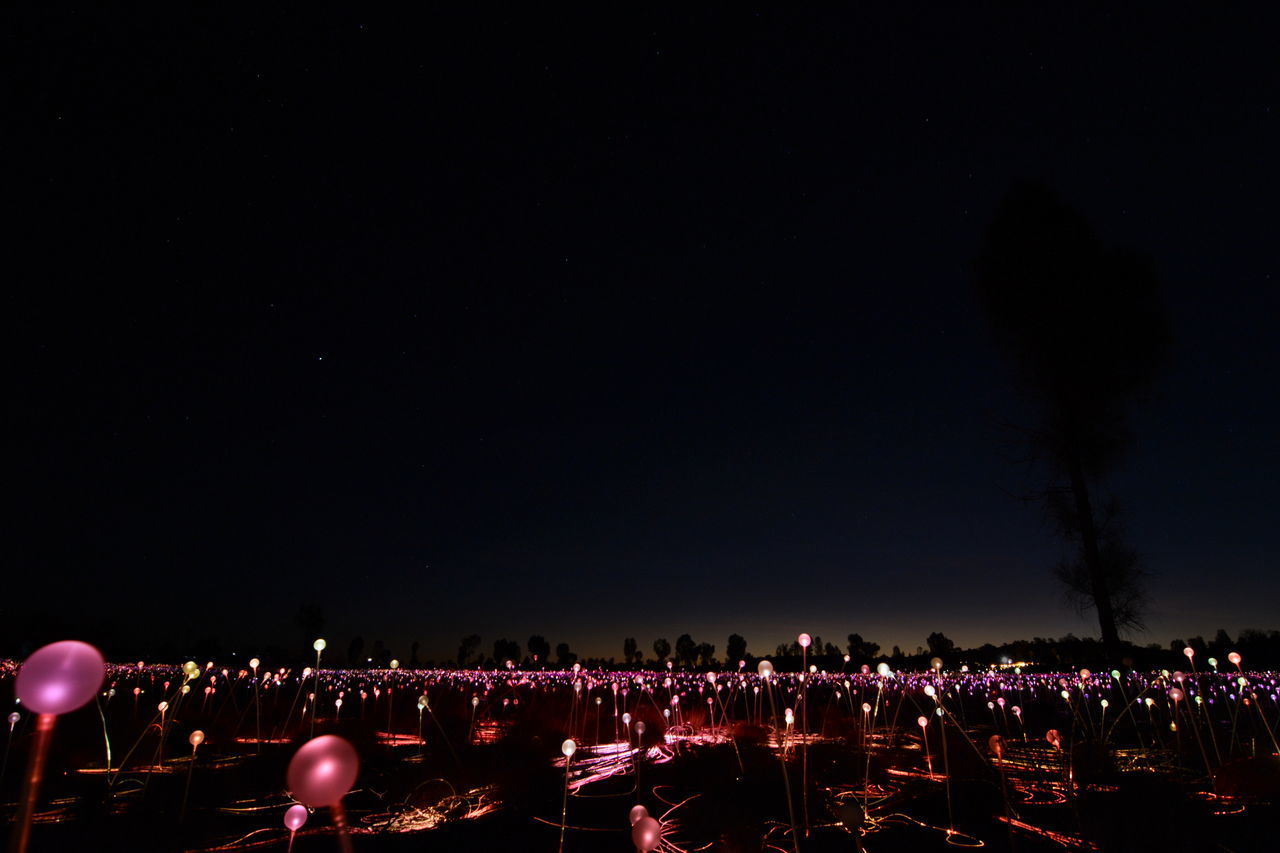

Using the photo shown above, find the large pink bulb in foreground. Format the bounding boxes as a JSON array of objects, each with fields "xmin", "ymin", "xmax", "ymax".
[
  {"xmin": 632, "ymin": 816, "xmax": 661, "ymax": 852},
  {"xmin": 15, "ymin": 640, "xmax": 106, "ymax": 715},
  {"xmin": 284, "ymin": 804, "xmax": 309, "ymax": 831},
  {"xmin": 287, "ymin": 735, "xmax": 359, "ymax": 807}
]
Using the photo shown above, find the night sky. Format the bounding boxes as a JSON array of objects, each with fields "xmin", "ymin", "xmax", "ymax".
[{"xmin": 8, "ymin": 7, "xmax": 1278, "ymax": 662}]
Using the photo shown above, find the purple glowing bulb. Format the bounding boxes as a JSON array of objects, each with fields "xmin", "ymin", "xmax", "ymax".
[
  {"xmin": 15, "ymin": 640, "xmax": 106, "ymax": 716},
  {"xmin": 286, "ymin": 735, "xmax": 359, "ymax": 807},
  {"xmin": 284, "ymin": 803, "xmax": 309, "ymax": 831}
]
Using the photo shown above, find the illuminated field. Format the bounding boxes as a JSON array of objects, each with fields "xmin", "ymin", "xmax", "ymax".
[{"xmin": 3, "ymin": 648, "xmax": 1278, "ymax": 852}]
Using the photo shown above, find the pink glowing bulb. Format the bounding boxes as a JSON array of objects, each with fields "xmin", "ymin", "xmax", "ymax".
[
  {"xmin": 1168, "ymin": 688, "xmax": 1184, "ymax": 702},
  {"xmin": 189, "ymin": 730, "xmax": 205, "ymax": 748},
  {"xmin": 284, "ymin": 803, "xmax": 309, "ymax": 832},
  {"xmin": 1228, "ymin": 652, "xmax": 1242, "ymax": 666},
  {"xmin": 917, "ymin": 715, "xmax": 929, "ymax": 728},
  {"xmin": 632, "ymin": 816, "xmax": 661, "ymax": 853},
  {"xmin": 798, "ymin": 633, "xmax": 812, "ymax": 649},
  {"xmin": 861, "ymin": 702, "xmax": 872, "ymax": 713},
  {"xmin": 15, "ymin": 641, "xmax": 106, "ymax": 716},
  {"xmin": 286, "ymin": 735, "xmax": 359, "ymax": 807},
  {"xmin": 1045, "ymin": 729, "xmax": 1062, "ymax": 748},
  {"xmin": 988, "ymin": 734, "xmax": 1005, "ymax": 759},
  {"xmin": 757, "ymin": 660, "xmax": 774, "ymax": 678},
  {"xmin": 629, "ymin": 804, "xmax": 649, "ymax": 825},
  {"xmin": 1183, "ymin": 646, "xmax": 1194, "ymax": 659}
]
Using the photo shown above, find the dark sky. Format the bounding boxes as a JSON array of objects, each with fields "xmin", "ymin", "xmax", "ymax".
[{"xmin": 7, "ymin": 7, "xmax": 1278, "ymax": 661}]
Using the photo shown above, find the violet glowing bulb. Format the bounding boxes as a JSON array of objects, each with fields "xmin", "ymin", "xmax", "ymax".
[
  {"xmin": 14, "ymin": 640, "xmax": 106, "ymax": 716},
  {"xmin": 284, "ymin": 803, "xmax": 309, "ymax": 832},
  {"xmin": 632, "ymin": 816, "xmax": 662, "ymax": 853},
  {"xmin": 798, "ymin": 633, "xmax": 812, "ymax": 649},
  {"xmin": 286, "ymin": 735, "xmax": 359, "ymax": 807},
  {"xmin": 629, "ymin": 804, "xmax": 649, "ymax": 826}
]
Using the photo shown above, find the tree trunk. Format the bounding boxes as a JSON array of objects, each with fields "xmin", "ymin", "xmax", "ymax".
[{"xmin": 1065, "ymin": 443, "xmax": 1122, "ymax": 664}]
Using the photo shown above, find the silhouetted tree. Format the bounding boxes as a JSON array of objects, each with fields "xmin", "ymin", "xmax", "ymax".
[
  {"xmin": 527, "ymin": 635, "xmax": 551, "ymax": 663},
  {"xmin": 347, "ymin": 635, "xmax": 365, "ymax": 666},
  {"xmin": 493, "ymin": 637, "xmax": 521, "ymax": 664},
  {"xmin": 726, "ymin": 634, "xmax": 748, "ymax": 663},
  {"xmin": 457, "ymin": 634, "xmax": 481, "ymax": 666},
  {"xmin": 675, "ymin": 634, "xmax": 697, "ymax": 667},
  {"xmin": 823, "ymin": 642, "xmax": 840, "ymax": 658},
  {"xmin": 652, "ymin": 638, "xmax": 671, "ymax": 663},
  {"xmin": 926, "ymin": 632, "xmax": 955, "ymax": 657},
  {"xmin": 555, "ymin": 641, "xmax": 577, "ymax": 667},
  {"xmin": 623, "ymin": 637, "xmax": 638, "ymax": 664},
  {"xmin": 975, "ymin": 181, "xmax": 1169, "ymax": 663},
  {"xmin": 294, "ymin": 604, "xmax": 325, "ymax": 656},
  {"xmin": 410, "ymin": 640, "xmax": 421, "ymax": 667},
  {"xmin": 371, "ymin": 639, "xmax": 391, "ymax": 668},
  {"xmin": 696, "ymin": 642, "xmax": 717, "ymax": 666},
  {"xmin": 846, "ymin": 633, "xmax": 881, "ymax": 664}
]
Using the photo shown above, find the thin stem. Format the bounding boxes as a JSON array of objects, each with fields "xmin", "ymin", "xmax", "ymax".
[{"xmin": 10, "ymin": 713, "xmax": 56, "ymax": 853}]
